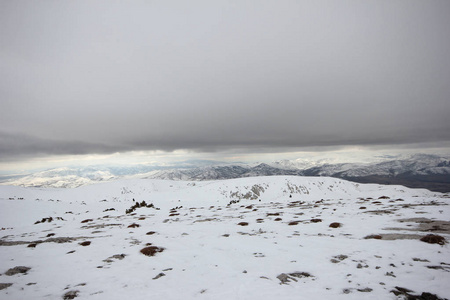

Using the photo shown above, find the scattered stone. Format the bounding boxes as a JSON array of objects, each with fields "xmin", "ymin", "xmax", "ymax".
[
  {"xmin": 357, "ymin": 288, "xmax": 373, "ymax": 292},
  {"xmin": 81, "ymin": 219, "xmax": 93, "ymax": 223},
  {"xmin": 330, "ymin": 255, "xmax": 348, "ymax": 263},
  {"xmin": 0, "ymin": 283, "xmax": 13, "ymax": 290},
  {"xmin": 140, "ymin": 246, "xmax": 165, "ymax": 257},
  {"xmin": 413, "ymin": 258, "xmax": 430, "ymax": 262},
  {"xmin": 34, "ymin": 217, "xmax": 53, "ymax": 224},
  {"xmin": 63, "ymin": 290, "xmax": 79, "ymax": 300},
  {"xmin": 329, "ymin": 222, "xmax": 342, "ymax": 228},
  {"xmin": 288, "ymin": 221, "xmax": 299, "ymax": 226},
  {"xmin": 146, "ymin": 231, "xmax": 156, "ymax": 235},
  {"xmin": 5, "ymin": 266, "xmax": 31, "ymax": 276},
  {"xmin": 385, "ymin": 271, "xmax": 396, "ymax": 277},
  {"xmin": 343, "ymin": 288, "xmax": 352, "ymax": 294},
  {"xmin": 79, "ymin": 241, "xmax": 91, "ymax": 246},
  {"xmin": 274, "ymin": 218, "xmax": 282, "ymax": 221},
  {"xmin": 420, "ymin": 234, "xmax": 446, "ymax": 245},
  {"xmin": 103, "ymin": 254, "xmax": 126, "ymax": 263},
  {"xmin": 237, "ymin": 222, "xmax": 249, "ymax": 226},
  {"xmin": 46, "ymin": 233, "xmax": 55, "ymax": 237},
  {"xmin": 128, "ymin": 223, "xmax": 140, "ymax": 228},
  {"xmin": 67, "ymin": 250, "xmax": 75, "ymax": 254},
  {"xmin": 27, "ymin": 243, "xmax": 38, "ymax": 248},
  {"xmin": 277, "ymin": 272, "xmax": 312, "ymax": 284},
  {"xmin": 152, "ymin": 273, "xmax": 165, "ymax": 280},
  {"xmin": 310, "ymin": 219, "xmax": 322, "ymax": 223}
]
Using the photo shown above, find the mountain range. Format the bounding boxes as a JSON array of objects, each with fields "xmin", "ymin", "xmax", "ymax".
[{"xmin": 1, "ymin": 154, "xmax": 450, "ymax": 192}]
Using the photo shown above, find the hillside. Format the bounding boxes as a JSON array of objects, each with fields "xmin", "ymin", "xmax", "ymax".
[{"xmin": 1, "ymin": 176, "xmax": 449, "ymax": 299}]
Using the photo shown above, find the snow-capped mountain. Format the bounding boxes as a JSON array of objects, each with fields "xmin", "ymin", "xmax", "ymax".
[{"xmin": 1, "ymin": 154, "xmax": 449, "ymax": 192}]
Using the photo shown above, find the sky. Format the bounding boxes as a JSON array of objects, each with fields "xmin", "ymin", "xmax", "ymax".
[{"xmin": 1, "ymin": 0, "xmax": 450, "ymax": 174}]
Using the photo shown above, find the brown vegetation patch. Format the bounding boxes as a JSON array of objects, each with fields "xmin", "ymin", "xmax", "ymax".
[
  {"xmin": 237, "ymin": 222, "xmax": 249, "ymax": 226},
  {"xmin": 267, "ymin": 212, "xmax": 281, "ymax": 216},
  {"xmin": 378, "ymin": 196, "xmax": 390, "ymax": 199},
  {"xmin": 274, "ymin": 218, "xmax": 282, "ymax": 221},
  {"xmin": 81, "ymin": 219, "xmax": 93, "ymax": 223},
  {"xmin": 288, "ymin": 221, "xmax": 299, "ymax": 226},
  {"xmin": 128, "ymin": 223, "xmax": 140, "ymax": 228},
  {"xmin": 329, "ymin": 222, "xmax": 342, "ymax": 228},
  {"xmin": 140, "ymin": 246, "xmax": 165, "ymax": 257},
  {"xmin": 310, "ymin": 219, "xmax": 322, "ymax": 223},
  {"xmin": 256, "ymin": 218, "xmax": 264, "ymax": 223},
  {"xmin": 79, "ymin": 241, "xmax": 91, "ymax": 246},
  {"xmin": 359, "ymin": 206, "xmax": 367, "ymax": 209},
  {"xmin": 364, "ymin": 235, "xmax": 382, "ymax": 240},
  {"xmin": 27, "ymin": 243, "xmax": 38, "ymax": 248},
  {"xmin": 420, "ymin": 234, "xmax": 446, "ymax": 245}
]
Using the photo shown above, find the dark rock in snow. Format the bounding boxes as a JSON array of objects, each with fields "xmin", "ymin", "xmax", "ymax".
[{"xmin": 4, "ymin": 266, "xmax": 31, "ymax": 276}]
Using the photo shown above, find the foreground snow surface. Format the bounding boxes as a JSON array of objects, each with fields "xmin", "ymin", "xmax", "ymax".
[{"xmin": 0, "ymin": 176, "xmax": 449, "ymax": 300}]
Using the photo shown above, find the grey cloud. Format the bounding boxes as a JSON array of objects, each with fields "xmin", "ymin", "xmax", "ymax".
[{"xmin": 1, "ymin": 1, "xmax": 449, "ymax": 162}]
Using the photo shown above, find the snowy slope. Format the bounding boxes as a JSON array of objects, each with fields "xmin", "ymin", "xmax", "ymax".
[{"xmin": 1, "ymin": 176, "xmax": 449, "ymax": 299}]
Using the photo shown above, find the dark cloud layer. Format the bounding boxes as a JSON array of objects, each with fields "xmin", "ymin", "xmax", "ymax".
[{"xmin": 1, "ymin": 1, "xmax": 450, "ymax": 161}]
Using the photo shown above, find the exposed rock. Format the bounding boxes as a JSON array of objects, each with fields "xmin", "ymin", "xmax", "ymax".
[
  {"xmin": 63, "ymin": 290, "xmax": 79, "ymax": 300},
  {"xmin": 277, "ymin": 272, "xmax": 312, "ymax": 284},
  {"xmin": 5, "ymin": 266, "xmax": 31, "ymax": 276},
  {"xmin": 0, "ymin": 283, "xmax": 13, "ymax": 290},
  {"xmin": 152, "ymin": 273, "xmax": 165, "ymax": 280}
]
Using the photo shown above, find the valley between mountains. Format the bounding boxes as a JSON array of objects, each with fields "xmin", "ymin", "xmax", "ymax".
[{"xmin": 1, "ymin": 176, "xmax": 449, "ymax": 299}]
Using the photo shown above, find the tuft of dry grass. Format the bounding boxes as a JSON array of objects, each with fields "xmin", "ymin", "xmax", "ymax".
[
  {"xmin": 329, "ymin": 222, "xmax": 342, "ymax": 228},
  {"xmin": 420, "ymin": 234, "xmax": 446, "ymax": 245},
  {"xmin": 140, "ymin": 246, "xmax": 164, "ymax": 257}
]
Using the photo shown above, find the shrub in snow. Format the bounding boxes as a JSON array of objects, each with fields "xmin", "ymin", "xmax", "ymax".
[
  {"xmin": 125, "ymin": 201, "xmax": 155, "ymax": 214},
  {"xmin": 140, "ymin": 246, "xmax": 164, "ymax": 257},
  {"xmin": 329, "ymin": 222, "xmax": 342, "ymax": 228},
  {"xmin": 420, "ymin": 234, "xmax": 446, "ymax": 245}
]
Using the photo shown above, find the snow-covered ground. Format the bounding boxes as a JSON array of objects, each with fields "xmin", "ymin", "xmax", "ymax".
[{"xmin": 0, "ymin": 176, "xmax": 449, "ymax": 299}]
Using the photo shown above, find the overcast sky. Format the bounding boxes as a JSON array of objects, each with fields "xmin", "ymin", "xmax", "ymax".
[{"xmin": 1, "ymin": 0, "xmax": 450, "ymax": 172}]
